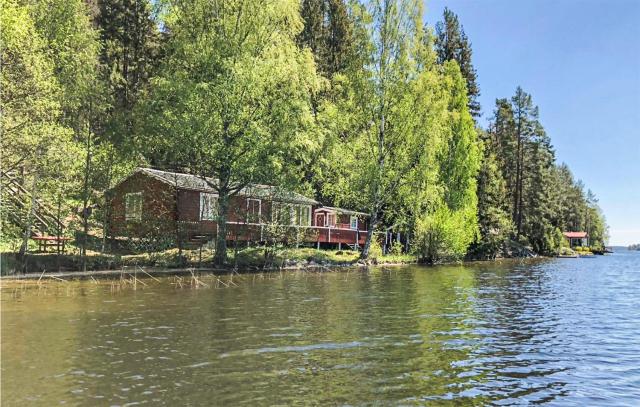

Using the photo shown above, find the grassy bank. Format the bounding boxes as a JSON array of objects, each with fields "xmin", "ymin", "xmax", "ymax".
[{"xmin": 1, "ymin": 246, "xmax": 417, "ymax": 276}]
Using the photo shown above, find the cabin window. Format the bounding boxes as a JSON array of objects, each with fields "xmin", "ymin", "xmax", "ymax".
[
  {"xmin": 200, "ymin": 193, "xmax": 218, "ymax": 221},
  {"xmin": 350, "ymin": 216, "xmax": 358, "ymax": 230},
  {"xmin": 272, "ymin": 202, "xmax": 292, "ymax": 225},
  {"xmin": 247, "ymin": 199, "xmax": 261, "ymax": 223},
  {"xmin": 298, "ymin": 206, "xmax": 311, "ymax": 226},
  {"xmin": 272, "ymin": 203, "xmax": 310, "ymax": 226},
  {"xmin": 327, "ymin": 213, "xmax": 336, "ymax": 227},
  {"xmin": 125, "ymin": 192, "xmax": 143, "ymax": 221}
]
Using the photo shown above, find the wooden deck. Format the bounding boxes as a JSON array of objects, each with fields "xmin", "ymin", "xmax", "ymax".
[{"xmin": 178, "ymin": 221, "xmax": 367, "ymax": 246}]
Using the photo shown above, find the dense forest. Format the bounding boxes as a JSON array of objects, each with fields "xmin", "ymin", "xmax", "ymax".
[{"xmin": 1, "ymin": 0, "xmax": 608, "ymax": 267}]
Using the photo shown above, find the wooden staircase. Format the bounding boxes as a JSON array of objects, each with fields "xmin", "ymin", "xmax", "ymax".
[{"xmin": 0, "ymin": 170, "xmax": 66, "ymax": 237}]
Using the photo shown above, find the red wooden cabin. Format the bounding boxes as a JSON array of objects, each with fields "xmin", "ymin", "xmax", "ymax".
[{"xmin": 107, "ymin": 168, "xmax": 369, "ymax": 248}]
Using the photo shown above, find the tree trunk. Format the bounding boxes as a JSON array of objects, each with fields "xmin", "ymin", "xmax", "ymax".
[
  {"xmin": 81, "ymin": 124, "xmax": 92, "ymax": 271},
  {"xmin": 101, "ymin": 153, "xmax": 114, "ymax": 254},
  {"xmin": 360, "ymin": 212, "xmax": 379, "ymax": 260},
  {"xmin": 213, "ymin": 189, "xmax": 230, "ymax": 266},
  {"xmin": 514, "ymin": 112, "xmax": 523, "ymax": 238},
  {"xmin": 18, "ymin": 173, "xmax": 39, "ymax": 272}
]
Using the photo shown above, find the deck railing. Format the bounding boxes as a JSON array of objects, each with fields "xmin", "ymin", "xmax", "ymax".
[{"xmin": 177, "ymin": 220, "xmax": 366, "ymax": 245}]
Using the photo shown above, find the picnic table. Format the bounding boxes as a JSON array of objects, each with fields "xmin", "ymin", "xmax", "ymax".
[{"xmin": 32, "ymin": 236, "xmax": 72, "ymax": 253}]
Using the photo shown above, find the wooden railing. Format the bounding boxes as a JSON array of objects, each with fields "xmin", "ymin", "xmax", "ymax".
[{"xmin": 179, "ymin": 220, "xmax": 364, "ymax": 244}]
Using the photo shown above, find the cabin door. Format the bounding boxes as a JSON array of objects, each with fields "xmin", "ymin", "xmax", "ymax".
[{"xmin": 315, "ymin": 213, "xmax": 326, "ymax": 227}]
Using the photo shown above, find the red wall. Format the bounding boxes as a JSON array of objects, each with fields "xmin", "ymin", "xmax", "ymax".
[
  {"xmin": 108, "ymin": 172, "xmax": 177, "ymax": 237},
  {"xmin": 108, "ymin": 171, "xmax": 369, "ymax": 244}
]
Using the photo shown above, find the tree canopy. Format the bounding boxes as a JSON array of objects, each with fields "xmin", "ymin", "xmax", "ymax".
[{"xmin": 1, "ymin": 0, "xmax": 608, "ymax": 265}]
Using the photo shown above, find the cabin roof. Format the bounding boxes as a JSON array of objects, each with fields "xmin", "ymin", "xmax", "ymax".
[
  {"xmin": 563, "ymin": 231, "xmax": 588, "ymax": 238},
  {"xmin": 136, "ymin": 168, "xmax": 320, "ymax": 205},
  {"xmin": 315, "ymin": 206, "xmax": 368, "ymax": 217}
]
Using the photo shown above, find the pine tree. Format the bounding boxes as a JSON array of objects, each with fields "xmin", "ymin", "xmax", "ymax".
[
  {"xmin": 435, "ymin": 8, "xmax": 481, "ymax": 118},
  {"xmin": 487, "ymin": 88, "xmax": 560, "ymax": 252},
  {"xmin": 472, "ymin": 131, "xmax": 514, "ymax": 258},
  {"xmin": 95, "ymin": 0, "xmax": 161, "ymax": 140},
  {"xmin": 298, "ymin": 0, "xmax": 353, "ymax": 78},
  {"xmin": 510, "ymin": 87, "xmax": 540, "ymax": 237}
]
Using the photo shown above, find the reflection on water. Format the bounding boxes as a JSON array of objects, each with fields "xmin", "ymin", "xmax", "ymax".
[{"xmin": 2, "ymin": 250, "xmax": 640, "ymax": 405}]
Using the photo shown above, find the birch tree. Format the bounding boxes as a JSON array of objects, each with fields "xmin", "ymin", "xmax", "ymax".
[{"xmin": 322, "ymin": 0, "xmax": 452, "ymax": 260}]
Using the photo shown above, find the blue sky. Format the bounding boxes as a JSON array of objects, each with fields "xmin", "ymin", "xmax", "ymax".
[{"xmin": 424, "ymin": 0, "xmax": 640, "ymax": 246}]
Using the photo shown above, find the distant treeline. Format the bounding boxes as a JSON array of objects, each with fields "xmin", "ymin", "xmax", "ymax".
[
  {"xmin": 629, "ymin": 244, "xmax": 640, "ymax": 251},
  {"xmin": 1, "ymin": 0, "xmax": 607, "ymax": 265}
]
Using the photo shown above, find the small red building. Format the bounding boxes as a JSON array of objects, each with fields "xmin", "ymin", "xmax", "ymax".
[
  {"xmin": 107, "ymin": 168, "xmax": 369, "ymax": 248},
  {"xmin": 563, "ymin": 231, "xmax": 588, "ymax": 248}
]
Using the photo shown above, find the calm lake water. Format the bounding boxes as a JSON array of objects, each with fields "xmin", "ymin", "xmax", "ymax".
[{"xmin": 2, "ymin": 250, "xmax": 640, "ymax": 406}]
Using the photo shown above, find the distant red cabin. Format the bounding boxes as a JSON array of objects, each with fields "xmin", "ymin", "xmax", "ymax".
[
  {"xmin": 107, "ymin": 168, "xmax": 369, "ymax": 248},
  {"xmin": 563, "ymin": 231, "xmax": 588, "ymax": 247}
]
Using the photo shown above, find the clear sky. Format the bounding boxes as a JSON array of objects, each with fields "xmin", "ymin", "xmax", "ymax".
[{"xmin": 424, "ymin": 0, "xmax": 640, "ymax": 246}]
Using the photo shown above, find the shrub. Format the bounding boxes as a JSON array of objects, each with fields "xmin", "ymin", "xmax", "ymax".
[
  {"xmin": 414, "ymin": 205, "xmax": 477, "ymax": 264},
  {"xmin": 389, "ymin": 241, "xmax": 403, "ymax": 256},
  {"xmin": 368, "ymin": 239, "xmax": 383, "ymax": 261}
]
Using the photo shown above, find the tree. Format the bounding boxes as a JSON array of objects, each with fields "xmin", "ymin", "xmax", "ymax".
[
  {"xmin": 1, "ymin": 0, "xmax": 81, "ymax": 263},
  {"xmin": 488, "ymin": 87, "xmax": 541, "ymax": 239},
  {"xmin": 413, "ymin": 61, "xmax": 481, "ymax": 263},
  {"xmin": 298, "ymin": 0, "xmax": 354, "ymax": 78},
  {"xmin": 139, "ymin": 0, "xmax": 321, "ymax": 265},
  {"xmin": 30, "ymin": 0, "xmax": 106, "ymax": 266},
  {"xmin": 95, "ymin": 0, "xmax": 162, "ymax": 143},
  {"xmin": 322, "ymin": 0, "xmax": 448, "ymax": 260},
  {"xmin": 484, "ymin": 86, "xmax": 609, "ymax": 255},
  {"xmin": 435, "ymin": 8, "xmax": 481, "ymax": 118},
  {"xmin": 471, "ymin": 131, "xmax": 514, "ymax": 259}
]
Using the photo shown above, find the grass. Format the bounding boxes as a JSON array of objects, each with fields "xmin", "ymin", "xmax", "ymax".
[{"xmin": 1, "ymin": 241, "xmax": 418, "ymax": 275}]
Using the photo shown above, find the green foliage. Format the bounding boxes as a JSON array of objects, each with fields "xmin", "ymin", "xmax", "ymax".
[
  {"xmin": 414, "ymin": 203, "xmax": 475, "ymax": 263},
  {"xmin": 389, "ymin": 240, "xmax": 403, "ymax": 256},
  {"xmin": 367, "ymin": 238, "xmax": 383, "ymax": 262},
  {"xmin": 2, "ymin": 0, "xmax": 608, "ymax": 267},
  {"xmin": 96, "ymin": 0, "xmax": 161, "ymax": 120},
  {"xmin": 138, "ymin": 0, "xmax": 321, "ymax": 265},
  {"xmin": 298, "ymin": 0, "xmax": 354, "ymax": 78},
  {"xmin": 1, "ymin": 0, "xmax": 85, "ymax": 244},
  {"xmin": 435, "ymin": 8, "xmax": 481, "ymax": 118},
  {"xmin": 485, "ymin": 87, "xmax": 608, "ymax": 255},
  {"xmin": 472, "ymin": 134, "xmax": 514, "ymax": 259},
  {"xmin": 320, "ymin": 0, "xmax": 454, "ymax": 259}
]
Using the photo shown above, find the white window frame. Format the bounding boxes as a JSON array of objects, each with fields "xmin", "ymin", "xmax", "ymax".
[
  {"xmin": 200, "ymin": 193, "xmax": 218, "ymax": 221},
  {"xmin": 298, "ymin": 205, "xmax": 312, "ymax": 227},
  {"xmin": 125, "ymin": 192, "xmax": 143, "ymax": 221},
  {"xmin": 272, "ymin": 202, "xmax": 311, "ymax": 226},
  {"xmin": 350, "ymin": 215, "xmax": 358, "ymax": 230},
  {"xmin": 327, "ymin": 213, "xmax": 336, "ymax": 228},
  {"xmin": 246, "ymin": 198, "xmax": 262, "ymax": 224}
]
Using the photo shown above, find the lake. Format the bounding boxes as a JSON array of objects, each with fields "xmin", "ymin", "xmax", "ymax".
[{"xmin": 2, "ymin": 250, "xmax": 639, "ymax": 405}]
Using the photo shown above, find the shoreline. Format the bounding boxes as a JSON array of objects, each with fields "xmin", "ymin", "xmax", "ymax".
[
  {"xmin": 0, "ymin": 262, "xmax": 404, "ymax": 281},
  {"xmin": 0, "ymin": 255, "xmax": 548, "ymax": 281}
]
